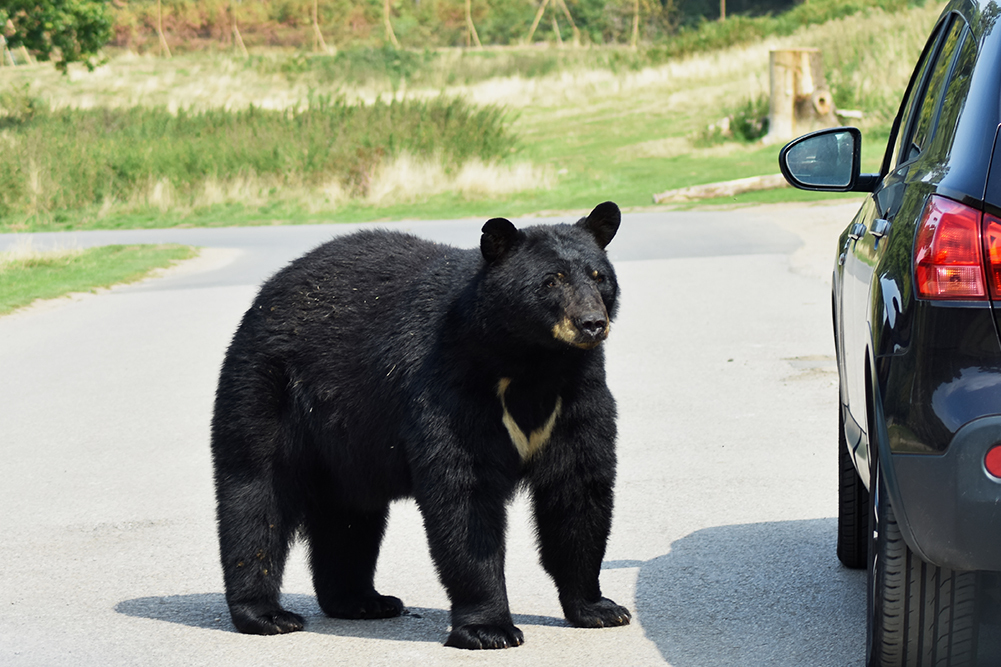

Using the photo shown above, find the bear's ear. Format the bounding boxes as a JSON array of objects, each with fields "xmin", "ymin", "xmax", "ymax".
[
  {"xmin": 481, "ymin": 217, "xmax": 520, "ymax": 263},
  {"xmin": 577, "ymin": 201, "xmax": 620, "ymax": 249}
]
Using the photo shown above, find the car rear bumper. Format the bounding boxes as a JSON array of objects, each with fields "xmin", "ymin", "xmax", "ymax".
[{"xmin": 891, "ymin": 415, "xmax": 1001, "ymax": 572}]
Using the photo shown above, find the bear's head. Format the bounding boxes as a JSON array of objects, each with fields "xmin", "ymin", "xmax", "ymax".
[{"xmin": 478, "ymin": 202, "xmax": 620, "ymax": 351}]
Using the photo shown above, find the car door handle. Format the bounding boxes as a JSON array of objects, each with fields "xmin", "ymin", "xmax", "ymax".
[
  {"xmin": 848, "ymin": 222, "xmax": 867, "ymax": 240},
  {"xmin": 870, "ymin": 218, "xmax": 891, "ymax": 238},
  {"xmin": 841, "ymin": 222, "xmax": 867, "ymax": 266},
  {"xmin": 839, "ymin": 237, "xmax": 853, "ymax": 266}
]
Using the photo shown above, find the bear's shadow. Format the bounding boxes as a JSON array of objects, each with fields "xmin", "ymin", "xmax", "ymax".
[
  {"xmin": 114, "ymin": 594, "xmax": 565, "ymax": 643},
  {"xmin": 116, "ymin": 519, "xmax": 869, "ymax": 657}
]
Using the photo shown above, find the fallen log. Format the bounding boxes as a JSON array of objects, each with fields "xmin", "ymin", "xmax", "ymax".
[{"xmin": 653, "ymin": 173, "xmax": 789, "ymax": 204}]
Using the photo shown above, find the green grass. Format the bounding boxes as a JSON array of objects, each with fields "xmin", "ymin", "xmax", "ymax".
[
  {"xmin": 0, "ymin": 1, "xmax": 939, "ymax": 312},
  {"xmin": 0, "ymin": 1, "xmax": 942, "ymax": 232},
  {"xmin": 44, "ymin": 138, "xmax": 875, "ymax": 228},
  {"xmin": 0, "ymin": 244, "xmax": 198, "ymax": 315},
  {"xmin": 0, "ymin": 94, "xmax": 892, "ymax": 231},
  {"xmin": 0, "ymin": 90, "xmax": 514, "ymax": 229}
]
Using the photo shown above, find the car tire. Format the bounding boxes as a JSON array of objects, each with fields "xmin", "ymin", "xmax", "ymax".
[
  {"xmin": 837, "ymin": 406, "xmax": 868, "ymax": 569},
  {"xmin": 867, "ymin": 457, "xmax": 981, "ymax": 667}
]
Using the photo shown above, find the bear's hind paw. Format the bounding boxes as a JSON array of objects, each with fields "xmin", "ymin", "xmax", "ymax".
[
  {"xmin": 319, "ymin": 593, "xmax": 404, "ymax": 620},
  {"xmin": 445, "ymin": 623, "xmax": 525, "ymax": 650},
  {"xmin": 564, "ymin": 597, "xmax": 631, "ymax": 628},
  {"xmin": 230, "ymin": 603, "xmax": 305, "ymax": 635}
]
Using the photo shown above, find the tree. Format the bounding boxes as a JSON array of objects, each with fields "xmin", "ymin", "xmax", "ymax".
[{"xmin": 0, "ymin": 0, "xmax": 113, "ymax": 72}]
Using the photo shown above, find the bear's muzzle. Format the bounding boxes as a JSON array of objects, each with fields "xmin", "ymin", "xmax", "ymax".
[{"xmin": 552, "ymin": 310, "xmax": 610, "ymax": 350}]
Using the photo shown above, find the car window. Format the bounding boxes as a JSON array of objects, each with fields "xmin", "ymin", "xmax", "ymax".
[
  {"xmin": 927, "ymin": 25, "xmax": 978, "ymax": 159},
  {"xmin": 886, "ymin": 20, "xmax": 946, "ymax": 173},
  {"xmin": 906, "ymin": 18, "xmax": 967, "ymax": 162}
]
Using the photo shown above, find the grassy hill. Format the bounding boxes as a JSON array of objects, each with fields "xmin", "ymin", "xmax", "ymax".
[{"xmin": 0, "ymin": 0, "xmax": 942, "ymax": 232}]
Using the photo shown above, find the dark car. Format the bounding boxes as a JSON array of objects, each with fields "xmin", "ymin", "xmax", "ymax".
[{"xmin": 778, "ymin": 1, "xmax": 1001, "ymax": 665}]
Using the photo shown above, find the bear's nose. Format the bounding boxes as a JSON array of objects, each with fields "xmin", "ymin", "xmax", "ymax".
[{"xmin": 577, "ymin": 312, "xmax": 608, "ymax": 339}]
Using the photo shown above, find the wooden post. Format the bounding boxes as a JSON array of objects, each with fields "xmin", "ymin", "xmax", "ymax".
[
  {"xmin": 555, "ymin": 0, "xmax": 580, "ymax": 46},
  {"xmin": 526, "ymin": 0, "xmax": 577, "ymax": 46},
  {"xmin": 384, "ymin": 0, "xmax": 400, "ymax": 48},
  {"xmin": 630, "ymin": 0, "xmax": 639, "ymax": 48},
  {"xmin": 526, "ymin": 0, "xmax": 551, "ymax": 44},
  {"xmin": 465, "ymin": 0, "xmax": 482, "ymax": 49},
  {"xmin": 232, "ymin": 21, "xmax": 248, "ymax": 57},
  {"xmin": 230, "ymin": 3, "xmax": 249, "ymax": 57},
  {"xmin": 720, "ymin": 0, "xmax": 725, "ymax": 20},
  {"xmin": 763, "ymin": 48, "xmax": 838, "ymax": 144},
  {"xmin": 156, "ymin": 0, "xmax": 172, "ymax": 58},
  {"xmin": 312, "ymin": 0, "xmax": 331, "ymax": 53}
]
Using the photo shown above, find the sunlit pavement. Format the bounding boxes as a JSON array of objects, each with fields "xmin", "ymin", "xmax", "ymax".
[{"xmin": 0, "ymin": 201, "xmax": 867, "ymax": 666}]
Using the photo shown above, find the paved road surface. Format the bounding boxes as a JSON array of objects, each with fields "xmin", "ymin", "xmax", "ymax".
[{"xmin": 0, "ymin": 201, "xmax": 867, "ymax": 666}]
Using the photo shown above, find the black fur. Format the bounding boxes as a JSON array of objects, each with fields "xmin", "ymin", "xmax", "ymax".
[{"xmin": 211, "ymin": 201, "xmax": 630, "ymax": 648}]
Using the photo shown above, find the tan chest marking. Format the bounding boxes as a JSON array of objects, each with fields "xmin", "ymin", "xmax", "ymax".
[{"xmin": 496, "ymin": 377, "xmax": 562, "ymax": 461}]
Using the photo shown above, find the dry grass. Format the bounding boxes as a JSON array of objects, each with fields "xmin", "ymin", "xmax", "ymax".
[
  {"xmin": 0, "ymin": 2, "xmax": 944, "ymax": 220},
  {"xmin": 0, "ymin": 3, "xmax": 942, "ymax": 116},
  {"xmin": 365, "ymin": 154, "xmax": 554, "ymax": 204},
  {"xmin": 107, "ymin": 174, "xmax": 293, "ymax": 214},
  {"xmin": 407, "ymin": 2, "xmax": 942, "ymax": 121},
  {"xmin": 75, "ymin": 153, "xmax": 550, "ymax": 217},
  {"xmin": 0, "ymin": 238, "xmax": 82, "ymax": 271}
]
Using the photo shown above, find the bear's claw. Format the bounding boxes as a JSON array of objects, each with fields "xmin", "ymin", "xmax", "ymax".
[
  {"xmin": 564, "ymin": 597, "xmax": 632, "ymax": 628},
  {"xmin": 445, "ymin": 623, "xmax": 525, "ymax": 650},
  {"xmin": 320, "ymin": 593, "xmax": 404, "ymax": 620},
  {"xmin": 230, "ymin": 603, "xmax": 305, "ymax": 635}
]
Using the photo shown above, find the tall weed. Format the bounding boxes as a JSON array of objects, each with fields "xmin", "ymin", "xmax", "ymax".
[
  {"xmin": 0, "ymin": 91, "xmax": 517, "ymax": 223},
  {"xmin": 695, "ymin": 95, "xmax": 769, "ymax": 146}
]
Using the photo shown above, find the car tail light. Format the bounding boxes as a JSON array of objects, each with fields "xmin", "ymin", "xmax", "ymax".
[
  {"xmin": 914, "ymin": 195, "xmax": 987, "ymax": 299},
  {"xmin": 981, "ymin": 213, "xmax": 1001, "ymax": 299},
  {"xmin": 986, "ymin": 444, "xmax": 1001, "ymax": 479}
]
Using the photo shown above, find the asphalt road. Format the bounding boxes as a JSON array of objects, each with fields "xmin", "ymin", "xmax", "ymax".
[{"xmin": 0, "ymin": 201, "xmax": 867, "ymax": 666}]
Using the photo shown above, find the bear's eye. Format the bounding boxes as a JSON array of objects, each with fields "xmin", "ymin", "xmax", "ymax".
[
  {"xmin": 544, "ymin": 273, "xmax": 564, "ymax": 288},
  {"xmin": 591, "ymin": 270, "xmax": 604, "ymax": 283}
]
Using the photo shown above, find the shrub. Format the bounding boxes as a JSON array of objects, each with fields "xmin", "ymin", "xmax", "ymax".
[{"xmin": 694, "ymin": 95, "xmax": 769, "ymax": 147}]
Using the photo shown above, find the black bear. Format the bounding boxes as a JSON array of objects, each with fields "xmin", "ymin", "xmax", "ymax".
[{"xmin": 211, "ymin": 201, "xmax": 630, "ymax": 649}]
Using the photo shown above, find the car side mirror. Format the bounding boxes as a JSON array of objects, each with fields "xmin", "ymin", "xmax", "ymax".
[{"xmin": 779, "ymin": 127, "xmax": 879, "ymax": 193}]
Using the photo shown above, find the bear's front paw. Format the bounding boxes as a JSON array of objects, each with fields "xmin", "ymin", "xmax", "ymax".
[
  {"xmin": 319, "ymin": 593, "xmax": 404, "ymax": 620},
  {"xmin": 564, "ymin": 597, "xmax": 631, "ymax": 628},
  {"xmin": 230, "ymin": 603, "xmax": 305, "ymax": 635},
  {"xmin": 445, "ymin": 623, "xmax": 525, "ymax": 649}
]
